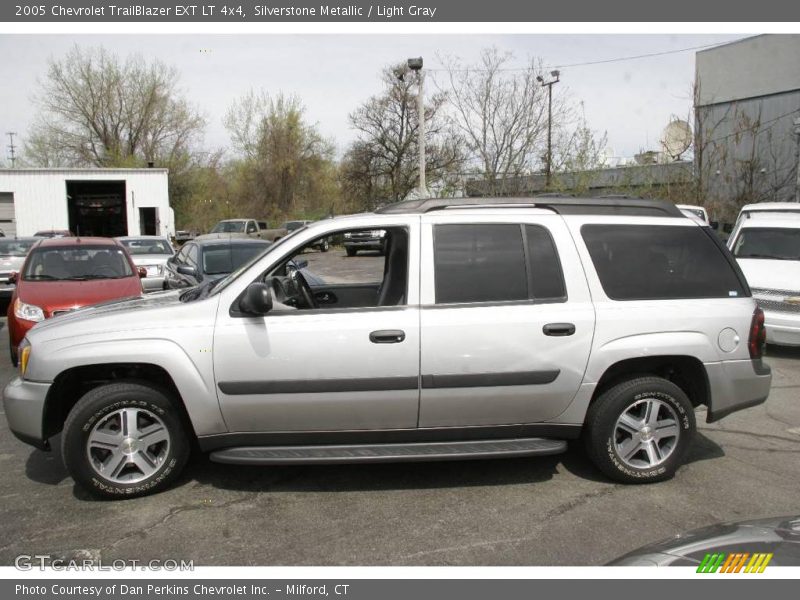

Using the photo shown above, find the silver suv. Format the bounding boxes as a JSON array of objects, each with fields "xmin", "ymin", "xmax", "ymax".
[{"xmin": 3, "ymin": 197, "xmax": 772, "ymax": 498}]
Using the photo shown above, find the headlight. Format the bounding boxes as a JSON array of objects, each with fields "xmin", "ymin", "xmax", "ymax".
[
  {"xmin": 18, "ymin": 339, "xmax": 31, "ymax": 377},
  {"xmin": 14, "ymin": 299, "xmax": 45, "ymax": 322},
  {"xmin": 371, "ymin": 230, "xmax": 386, "ymax": 238}
]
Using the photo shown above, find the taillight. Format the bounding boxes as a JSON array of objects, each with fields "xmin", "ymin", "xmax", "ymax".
[{"xmin": 748, "ymin": 307, "xmax": 766, "ymax": 359}]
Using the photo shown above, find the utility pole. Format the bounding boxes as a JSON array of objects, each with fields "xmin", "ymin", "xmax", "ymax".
[
  {"xmin": 407, "ymin": 57, "xmax": 429, "ymax": 198},
  {"xmin": 794, "ymin": 117, "xmax": 800, "ymax": 203},
  {"xmin": 536, "ymin": 71, "xmax": 560, "ymax": 189},
  {"xmin": 6, "ymin": 132, "xmax": 17, "ymax": 167}
]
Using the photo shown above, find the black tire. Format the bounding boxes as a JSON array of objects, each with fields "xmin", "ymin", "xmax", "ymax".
[
  {"xmin": 61, "ymin": 382, "xmax": 190, "ymax": 499},
  {"xmin": 9, "ymin": 341, "xmax": 17, "ymax": 368},
  {"xmin": 345, "ymin": 247, "xmax": 356, "ymax": 257},
  {"xmin": 583, "ymin": 376, "xmax": 695, "ymax": 484}
]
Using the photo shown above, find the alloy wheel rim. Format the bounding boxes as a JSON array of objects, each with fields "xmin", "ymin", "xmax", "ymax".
[
  {"xmin": 86, "ymin": 407, "xmax": 171, "ymax": 484},
  {"xmin": 613, "ymin": 397, "xmax": 680, "ymax": 469}
]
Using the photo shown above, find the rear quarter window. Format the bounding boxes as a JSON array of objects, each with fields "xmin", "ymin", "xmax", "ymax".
[{"xmin": 581, "ymin": 224, "xmax": 747, "ymax": 300}]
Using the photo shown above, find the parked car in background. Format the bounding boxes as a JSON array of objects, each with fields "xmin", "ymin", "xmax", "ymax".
[
  {"xmin": 343, "ymin": 229, "xmax": 386, "ymax": 256},
  {"xmin": 283, "ymin": 220, "xmax": 329, "ymax": 252},
  {"xmin": 165, "ymin": 238, "xmax": 323, "ymax": 290},
  {"xmin": 1, "ymin": 196, "xmax": 771, "ymax": 498},
  {"xmin": 729, "ymin": 212, "xmax": 800, "ymax": 346},
  {"xmin": 0, "ymin": 238, "xmax": 41, "ymax": 299},
  {"xmin": 115, "ymin": 236, "xmax": 175, "ymax": 293},
  {"xmin": 6, "ymin": 237, "xmax": 145, "ymax": 365},
  {"xmin": 676, "ymin": 204, "xmax": 710, "ymax": 224},
  {"xmin": 199, "ymin": 219, "xmax": 288, "ymax": 242},
  {"xmin": 33, "ymin": 229, "xmax": 74, "ymax": 238}
]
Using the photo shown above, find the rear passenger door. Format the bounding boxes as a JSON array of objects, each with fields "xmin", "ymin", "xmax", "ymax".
[{"xmin": 418, "ymin": 213, "xmax": 595, "ymax": 427}]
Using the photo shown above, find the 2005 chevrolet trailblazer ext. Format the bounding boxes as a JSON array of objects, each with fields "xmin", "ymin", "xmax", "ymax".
[{"xmin": 3, "ymin": 197, "xmax": 772, "ymax": 498}]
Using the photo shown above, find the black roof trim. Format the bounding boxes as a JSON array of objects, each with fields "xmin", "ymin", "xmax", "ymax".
[{"xmin": 375, "ymin": 196, "xmax": 684, "ymax": 218}]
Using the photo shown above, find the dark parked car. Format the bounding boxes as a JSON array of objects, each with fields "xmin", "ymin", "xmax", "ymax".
[
  {"xmin": 164, "ymin": 238, "xmax": 323, "ymax": 290},
  {"xmin": 343, "ymin": 229, "xmax": 386, "ymax": 256}
]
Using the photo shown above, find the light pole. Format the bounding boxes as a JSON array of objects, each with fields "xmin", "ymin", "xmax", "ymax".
[
  {"xmin": 537, "ymin": 70, "xmax": 560, "ymax": 189},
  {"xmin": 407, "ymin": 57, "xmax": 428, "ymax": 198}
]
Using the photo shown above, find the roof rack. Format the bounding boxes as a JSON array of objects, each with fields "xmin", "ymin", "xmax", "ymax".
[{"xmin": 375, "ymin": 196, "xmax": 684, "ymax": 218}]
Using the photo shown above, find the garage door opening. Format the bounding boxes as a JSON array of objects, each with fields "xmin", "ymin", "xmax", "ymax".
[
  {"xmin": 67, "ymin": 180, "xmax": 127, "ymax": 237},
  {"xmin": 139, "ymin": 207, "xmax": 158, "ymax": 235}
]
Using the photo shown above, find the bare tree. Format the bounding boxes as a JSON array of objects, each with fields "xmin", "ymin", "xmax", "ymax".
[
  {"xmin": 344, "ymin": 63, "xmax": 463, "ymax": 210},
  {"xmin": 439, "ymin": 48, "xmax": 564, "ymax": 192},
  {"xmin": 25, "ymin": 45, "xmax": 205, "ymax": 168}
]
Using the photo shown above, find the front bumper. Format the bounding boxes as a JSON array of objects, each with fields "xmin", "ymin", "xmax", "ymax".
[
  {"xmin": 763, "ymin": 310, "xmax": 800, "ymax": 346},
  {"xmin": 704, "ymin": 358, "xmax": 772, "ymax": 422},
  {"xmin": 0, "ymin": 283, "xmax": 14, "ymax": 297},
  {"xmin": 344, "ymin": 240, "xmax": 383, "ymax": 250},
  {"xmin": 2, "ymin": 377, "xmax": 51, "ymax": 449}
]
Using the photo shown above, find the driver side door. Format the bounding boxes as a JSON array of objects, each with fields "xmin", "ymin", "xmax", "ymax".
[{"xmin": 212, "ymin": 219, "xmax": 421, "ymax": 433}]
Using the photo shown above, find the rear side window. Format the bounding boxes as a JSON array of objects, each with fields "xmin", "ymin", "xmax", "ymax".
[
  {"xmin": 581, "ymin": 224, "xmax": 746, "ymax": 300},
  {"xmin": 433, "ymin": 224, "xmax": 566, "ymax": 304}
]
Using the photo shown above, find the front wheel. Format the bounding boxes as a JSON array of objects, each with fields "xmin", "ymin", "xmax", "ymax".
[
  {"xmin": 345, "ymin": 247, "xmax": 356, "ymax": 257},
  {"xmin": 62, "ymin": 382, "xmax": 190, "ymax": 499},
  {"xmin": 583, "ymin": 376, "xmax": 695, "ymax": 484}
]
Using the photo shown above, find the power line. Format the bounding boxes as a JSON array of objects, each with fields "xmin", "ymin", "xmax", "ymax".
[
  {"xmin": 428, "ymin": 39, "xmax": 748, "ymax": 73},
  {"xmin": 6, "ymin": 132, "xmax": 16, "ymax": 167}
]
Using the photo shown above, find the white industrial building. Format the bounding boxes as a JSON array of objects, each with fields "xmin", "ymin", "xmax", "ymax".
[{"xmin": 0, "ymin": 168, "xmax": 174, "ymax": 238}]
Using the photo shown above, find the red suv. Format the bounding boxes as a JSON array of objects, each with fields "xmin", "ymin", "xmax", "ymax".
[{"xmin": 7, "ymin": 237, "xmax": 144, "ymax": 365}]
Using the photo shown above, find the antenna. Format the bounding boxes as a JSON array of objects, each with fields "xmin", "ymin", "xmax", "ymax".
[
  {"xmin": 660, "ymin": 118, "xmax": 693, "ymax": 161},
  {"xmin": 6, "ymin": 132, "xmax": 17, "ymax": 167}
]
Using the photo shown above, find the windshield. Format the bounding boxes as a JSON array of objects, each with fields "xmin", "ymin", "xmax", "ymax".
[
  {"xmin": 0, "ymin": 239, "xmax": 37, "ymax": 257},
  {"xmin": 23, "ymin": 246, "xmax": 134, "ymax": 281},
  {"xmin": 119, "ymin": 238, "xmax": 173, "ymax": 255},
  {"xmin": 733, "ymin": 228, "xmax": 800, "ymax": 260},
  {"xmin": 203, "ymin": 244, "xmax": 268, "ymax": 275},
  {"xmin": 210, "ymin": 221, "xmax": 246, "ymax": 234}
]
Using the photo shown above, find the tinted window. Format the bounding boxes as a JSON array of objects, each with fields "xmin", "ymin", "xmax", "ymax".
[
  {"xmin": 186, "ymin": 244, "xmax": 199, "ymax": 266},
  {"xmin": 434, "ymin": 224, "xmax": 527, "ymax": 304},
  {"xmin": 581, "ymin": 224, "xmax": 746, "ymax": 300},
  {"xmin": 732, "ymin": 227, "xmax": 800, "ymax": 261},
  {"xmin": 203, "ymin": 244, "xmax": 268, "ymax": 275},
  {"xmin": 525, "ymin": 225, "xmax": 566, "ymax": 300}
]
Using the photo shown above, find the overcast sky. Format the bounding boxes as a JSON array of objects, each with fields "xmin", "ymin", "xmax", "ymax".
[{"xmin": 0, "ymin": 34, "xmax": 743, "ymax": 164}]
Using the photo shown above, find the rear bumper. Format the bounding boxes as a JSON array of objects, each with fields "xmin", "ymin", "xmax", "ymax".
[
  {"xmin": 142, "ymin": 276, "xmax": 166, "ymax": 292},
  {"xmin": 2, "ymin": 377, "xmax": 51, "ymax": 450},
  {"xmin": 763, "ymin": 310, "xmax": 800, "ymax": 346},
  {"xmin": 704, "ymin": 358, "xmax": 771, "ymax": 422}
]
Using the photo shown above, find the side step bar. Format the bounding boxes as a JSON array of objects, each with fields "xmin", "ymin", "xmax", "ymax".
[{"xmin": 209, "ymin": 438, "xmax": 568, "ymax": 465}]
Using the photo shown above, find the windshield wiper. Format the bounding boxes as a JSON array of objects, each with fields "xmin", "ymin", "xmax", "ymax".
[{"xmin": 25, "ymin": 274, "xmax": 58, "ymax": 280}]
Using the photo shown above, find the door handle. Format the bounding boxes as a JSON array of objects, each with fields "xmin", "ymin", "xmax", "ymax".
[
  {"xmin": 543, "ymin": 323, "xmax": 576, "ymax": 336},
  {"xmin": 369, "ymin": 330, "xmax": 406, "ymax": 344}
]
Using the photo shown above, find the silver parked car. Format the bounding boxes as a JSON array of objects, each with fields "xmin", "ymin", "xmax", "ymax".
[
  {"xmin": 3, "ymin": 196, "xmax": 772, "ymax": 498},
  {"xmin": 0, "ymin": 238, "xmax": 42, "ymax": 298},
  {"xmin": 115, "ymin": 236, "xmax": 175, "ymax": 292}
]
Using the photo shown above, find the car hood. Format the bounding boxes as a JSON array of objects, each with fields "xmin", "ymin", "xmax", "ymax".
[
  {"xmin": 737, "ymin": 258, "xmax": 800, "ymax": 292},
  {"xmin": 130, "ymin": 254, "xmax": 171, "ymax": 266},
  {"xmin": 18, "ymin": 278, "xmax": 143, "ymax": 313},
  {"xmin": 0, "ymin": 255, "xmax": 25, "ymax": 272}
]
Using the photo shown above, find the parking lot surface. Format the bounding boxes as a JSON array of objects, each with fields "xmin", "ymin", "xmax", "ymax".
[{"xmin": 0, "ymin": 251, "xmax": 798, "ymax": 566}]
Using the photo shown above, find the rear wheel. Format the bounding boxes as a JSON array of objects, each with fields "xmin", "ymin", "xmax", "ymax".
[
  {"xmin": 584, "ymin": 376, "xmax": 695, "ymax": 484},
  {"xmin": 62, "ymin": 382, "xmax": 190, "ymax": 499}
]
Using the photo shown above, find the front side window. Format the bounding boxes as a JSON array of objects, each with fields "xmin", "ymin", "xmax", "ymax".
[
  {"xmin": 582, "ymin": 224, "xmax": 746, "ymax": 300},
  {"xmin": 211, "ymin": 221, "xmax": 246, "ymax": 234},
  {"xmin": 23, "ymin": 246, "xmax": 133, "ymax": 281},
  {"xmin": 732, "ymin": 227, "xmax": 800, "ymax": 261},
  {"xmin": 204, "ymin": 244, "xmax": 268, "ymax": 275}
]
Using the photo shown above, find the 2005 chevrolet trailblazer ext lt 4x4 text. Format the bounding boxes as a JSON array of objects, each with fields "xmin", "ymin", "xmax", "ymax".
[{"xmin": 3, "ymin": 197, "xmax": 772, "ymax": 498}]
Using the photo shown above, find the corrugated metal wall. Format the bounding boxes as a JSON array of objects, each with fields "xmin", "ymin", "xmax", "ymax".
[{"xmin": 0, "ymin": 169, "xmax": 174, "ymax": 237}]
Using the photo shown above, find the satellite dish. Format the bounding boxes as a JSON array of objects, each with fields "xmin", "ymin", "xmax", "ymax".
[{"xmin": 661, "ymin": 119, "xmax": 693, "ymax": 160}]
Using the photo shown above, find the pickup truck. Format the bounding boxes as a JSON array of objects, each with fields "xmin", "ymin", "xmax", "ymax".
[{"xmin": 201, "ymin": 219, "xmax": 288, "ymax": 242}]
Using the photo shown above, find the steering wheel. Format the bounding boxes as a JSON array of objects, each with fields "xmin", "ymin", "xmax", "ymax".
[{"xmin": 288, "ymin": 266, "xmax": 318, "ymax": 309}]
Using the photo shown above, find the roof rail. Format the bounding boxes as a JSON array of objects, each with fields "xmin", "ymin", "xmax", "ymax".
[{"xmin": 375, "ymin": 196, "xmax": 684, "ymax": 218}]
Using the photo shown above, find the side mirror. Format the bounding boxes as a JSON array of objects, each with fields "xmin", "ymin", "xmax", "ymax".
[
  {"xmin": 295, "ymin": 259, "xmax": 309, "ymax": 269},
  {"xmin": 8, "ymin": 271, "xmax": 17, "ymax": 284},
  {"xmin": 710, "ymin": 220, "xmax": 719, "ymax": 230},
  {"xmin": 137, "ymin": 267, "xmax": 147, "ymax": 278},
  {"xmin": 176, "ymin": 264, "xmax": 197, "ymax": 277},
  {"xmin": 239, "ymin": 282, "xmax": 273, "ymax": 316}
]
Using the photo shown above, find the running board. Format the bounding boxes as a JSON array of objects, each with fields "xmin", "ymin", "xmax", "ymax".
[{"xmin": 209, "ymin": 438, "xmax": 568, "ymax": 465}]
